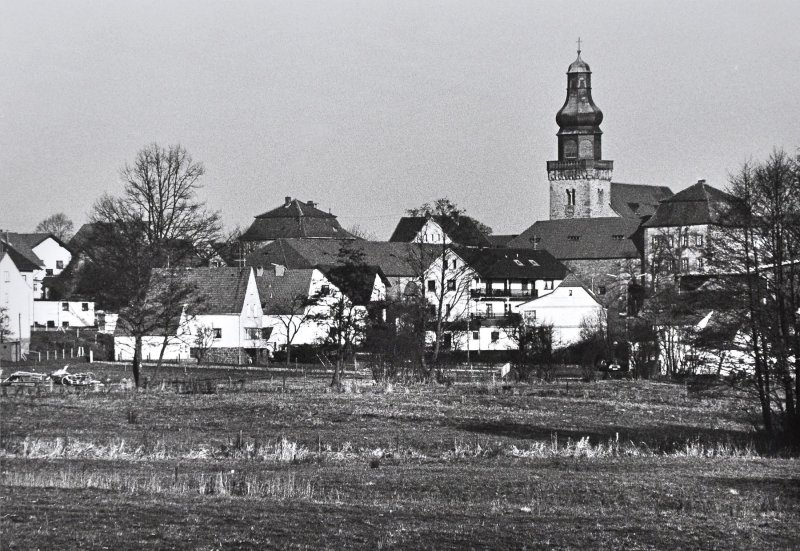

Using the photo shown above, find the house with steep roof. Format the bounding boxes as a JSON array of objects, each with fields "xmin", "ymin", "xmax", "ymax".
[
  {"xmin": 0, "ymin": 243, "xmax": 34, "ymax": 361},
  {"xmin": 255, "ymin": 263, "xmax": 387, "ymax": 356},
  {"xmin": 388, "ymin": 216, "xmax": 492, "ymax": 248},
  {"xmin": 642, "ymin": 180, "xmax": 738, "ymax": 288},
  {"xmin": 239, "ymin": 197, "xmax": 356, "ymax": 251},
  {"xmin": 114, "ymin": 267, "xmax": 268, "ymax": 365},
  {"xmin": 515, "ymin": 274, "xmax": 605, "ymax": 349},
  {"xmin": 1, "ymin": 232, "xmax": 72, "ymax": 299}
]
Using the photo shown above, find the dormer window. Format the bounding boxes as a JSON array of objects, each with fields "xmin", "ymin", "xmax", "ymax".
[
  {"xmin": 528, "ymin": 259, "xmax": 539, "ymax": 267},
  {"xmin": 567, "ymin": 235, "xmax": 580, "ymax": 241},
  {"xmin": 513, "ymin": 259, "xmax": 524, "ymax": 266},
  {"xmin": 612, "ymin": 234, "xmax": 624, "ymax": 240}
]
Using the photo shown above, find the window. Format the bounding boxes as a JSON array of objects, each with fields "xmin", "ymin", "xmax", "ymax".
[
  {"xmin": 564, "ymin": 140, "xmax": 577, "ymax": 159},
  {"xmin": 212, "ymin": 328, "xmax": 222, "ymax": 339},
  {"xmin": 447, "ymin": 279, "xmax": 456, "ymax": 291},
  {"xmin": 319, "ymin": 285, "xmax": 330, "ymax": 296},
  {"xmin": 451, "ymin": 260, "xmax": 456, "ymax": 269},
  {"xmin": 566, "ymin": 189, "xmax": 576, "ymax": 206},
  {"xmin": 486, "ymin": 304, "xmax": 494, "ymax": 317},
  {"xmin": 567, "ymin": 235, "xmax": 580, "ymax": 241},
  {"xmin": 472, "ymin": 331, "xmax": 479, "ymax": 340},
  {"xmin": 696, "ymin": 235, "xmax": 704, "ymax": 246},
  {"xmin": 62, "ymin": 302, "xmax": 69, "ymax": 311},
  {"xmin": 81, "ymin": 303, "xmax": 89, "ymax": 311},
  {"xmin": 682, "ymin": 235, "xmax": 688, "ymax": 248},
  {"xmin": 245, "ymin": 327, "xmax": 260, "ymax": 340},
  {"xmin": 47, "ymin": 320, "xmax": 55, "ymax": 328},
  {"xmin": 261, "ymin": 327, "xmax": 273, "ymax": 340},
  {"xmin": 697, "ymin": 258, "xmax": 704, "ymax": 270},
  {"xmin": 446, "ymin": 304, "xmax": 452, "ymax": 317},
  {"xmin": 62, "ymin": 321, "xmax": 69, "ymax": 328},
  {"xmin": 56, "ymin": 260, "xmax": 64, "ymax": 269},
  {"xmin": 569, "ymin": 290, "xmax": 573, "ymax": 296},
  {"xmin": 528, "ymin": 259, "xmax": 539, "ymax": 266},
  {"xmin": 612, "ymin": 234, "xmax": 624, "ymax": 241},
  {"xmin": 598, "ymin": 286, "xmax": 607, "ymax": 295},
  {"xmin": 544, "ymin": 280, "xmax": 554, "ymax": 290},
  {"xmin": 491, "ymin": 331, "xmax": 500, "ymax": 342},
  {"xmin": 427, "ymin": 280, "xmax": 436, "ymax": 292},
  {"xmin": 681, "ymin": 258, "xmax": 689, "ymax": 271},
  {"xmin": 598, "ymin": 189, "xmax": 604, "ymax": 204},
  {"xmin": 513, "ymin": 259, "xmax": 523, "ymax": 266},
  {"xmin": 46, "ymin": 269, "xmax": 53, "ymax": 276}
]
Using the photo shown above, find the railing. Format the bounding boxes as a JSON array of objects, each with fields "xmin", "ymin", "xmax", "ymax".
[
  {"xmin": 547, "ymin": 159, "xmax": 613, "ymax": 181},
  {"xmin": 470, "ymin": 289, "xmax": 535, "ymax": 298}
]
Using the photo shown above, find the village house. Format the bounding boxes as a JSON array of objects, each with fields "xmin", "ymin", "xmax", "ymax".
[
  {"xmin": 114, "ymin": 267, "xmax": 267, "ymax": 365},
  {"xmin": 1, "ymin": 232, "xmax": 72, "ymax": 299},
  {"xmin": 515, "ymin": 274, "xmax": 605, "ymax": 349},
  {"xmin": 388, "ymin": 215, "xmax": 492, "ymax": 248},
  {"xmin": 238, "ymin": 197, "xmax": 357, "ymax": 254},
  {"xmin": 0, "ymin": 242, "xmax": 36, "ymax": 360}
]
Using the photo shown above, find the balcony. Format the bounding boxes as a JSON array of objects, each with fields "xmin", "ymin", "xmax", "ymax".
[
  {"xmin": 547, "ymin": 159, "xmax": 613, "ymax": 181},
  {"xmin": 470, "ymin": 288, "xmax": 536, "ymax": 299}
]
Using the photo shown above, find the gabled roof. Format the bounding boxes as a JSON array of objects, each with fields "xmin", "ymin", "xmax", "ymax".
[
  {"xmin": 247, "ymin": 239, "xmax": 440, "ymax": 278},
  {"xmin": 255, "ymin": 268, "xmax": 316, "ymax": 315},
  {"xmin": 610, "ymin": 183, "xmax": 674, "ymax": 219},
  {"xmin": 452, "ymin": 247, "xmax": 567, "ymax": 280},
  {"xmin": 0, "ymin": 233, "xmax": 48, "ymax": 268},
  {"xmin": 0, "ymin": 242, "xmax": 42, "ymax": 272},
  {"xmin": 388, "ymin": 216, "xmax": 492, "ymax": 247},
  {"xmin": 150, "ymin": 267, "xmax": 252, "ymax": 315},
  {"xmin": 240, "ymin": 198, "xmax": 356, "ymax": 242},
  {"xmin": 507, "ymin": 217, "xmax": 643, "ymax": 260},
  {"xmin": 643, "ymin": 181, "xmax": 737, "ymax": 228},
  {"xmin": 318, "ymin": 264, "xmax": 387, "ymax": 306}
]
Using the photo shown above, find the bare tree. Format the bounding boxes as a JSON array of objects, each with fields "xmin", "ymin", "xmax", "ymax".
[
  {"xmin": 193, "ymin": 324, "xmax": 216, "ymax": 364},
  {"xmin": 0, "ymin": 305, "xmax": 11, "ymax": 343},
  {"xmin": 35, "ymin": 213, "xmax": 74, "ymax": 241},
  {"xmin": 707, "ymin": 150, "xmax": 800, "ymax": 442},
  {"xmin": 79, "ymin": 143, "xmax": 221, "ymax": 387},
  {"xmin": 270, "ymin": 292, "xmax": 322, "ymax": 366}
]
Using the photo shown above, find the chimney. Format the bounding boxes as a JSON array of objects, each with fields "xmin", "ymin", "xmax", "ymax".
[
  {"xmin": 256, "ymin": 265, "xmax": 264, "ymax": 277},
  {"xmin": 306, "ymin": 200, "xmax": 316, "ymax": 208},
  {"xmin": 273, "ymin": 264, "xmax": 285, "ymax": 277},
  {"xmin": 285, "ymin": 196, "xmax": 292, "ymax": 206},
  {"xmin": 697, "ymin": 179, "xmax": 706, "ymax": 185}
]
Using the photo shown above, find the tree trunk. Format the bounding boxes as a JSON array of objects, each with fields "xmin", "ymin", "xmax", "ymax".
[
  {"xmin": 133, "ymin": 334, "xmax": 143, "ymax": 388},
  {"xmin": 286, "ymin": 342, "xmax": 292, "ymax": 366}
]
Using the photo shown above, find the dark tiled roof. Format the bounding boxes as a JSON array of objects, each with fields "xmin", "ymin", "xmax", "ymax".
[
  {"xmin": 610, "ymin": 183, "xmax": 674, "ymax": 219},
  {"xmin": 318, "ymin": 264, "xmax": 387, "ymax": 306},
  {"xmin": 388, "ymin": 217, "xmax": 427, "ymax": 242},
  {"xmin": 453, "ymin": 247, "xmax": 567, "ymax": 280},
  {"xmin": 255, "ymin": 268, "xmax": 315, "ymax": 314},
  {"xmin": 388, "ymin": 216, "xmax": 492, "ymax": 247},
  {"xmin": 150, "ymin": 267, "xmax": 252, "ymax": 315},
  {"xmin": 557, "ymin": 273, "xmax": 592, "ymax": 289},
  {"xmin": 643, "ymin": 182, "xmax": 737, "ymax": 227},
  {"xmin": 507, "ymin": 218, "xmax": 643, "ymax": 260},
  {"xmin": 0, "ymin": 233, "xmax": 48, "ymax": 268},
  {"xmin": 486, "ymin": 234, "xmax": 518, "ymax": 248},
  {"xmin": 69, "ymin": 224, "xmax": 102, "ymax": 252},
  {"xmin": 247, "ymin": 239, "xmax": 439, "ymax": 278},
  {"xmin": 1, "ymin": 245, "xmax": 42, "ymax": 273},
  {"xmin": 240, "ymin": 198, "xmax": 356, "ymax": 242}
]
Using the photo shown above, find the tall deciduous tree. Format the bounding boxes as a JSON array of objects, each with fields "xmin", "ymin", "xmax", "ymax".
[
  {"xmin": 709, "ymin": 150, "xmax": 800, "ymax": 443},
  {"xmin": 81, "ymin": 143, "xmax": 221, "ymax": 387},
  {"xmin": 35, "ymin": 213, "xmax": 74, "ymax": 241}
]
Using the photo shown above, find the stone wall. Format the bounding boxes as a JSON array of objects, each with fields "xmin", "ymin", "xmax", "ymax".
[
  {"xmin": 549, "ymin": 177, "xmax": 613, "ymax": 219},
  {"xmin": 562, "ymin": 258, "xmax": 642, "ymax": 311}
]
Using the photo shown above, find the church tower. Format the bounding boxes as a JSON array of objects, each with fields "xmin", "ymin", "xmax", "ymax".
[{"xmin": 547, "ymin": 45, "xmax": 614, "ymax": 220}]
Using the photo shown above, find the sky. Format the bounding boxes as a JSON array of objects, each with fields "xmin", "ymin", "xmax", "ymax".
[{"xmin": 1, "ymin": 0, "xmax": 798, "ymax": 239}]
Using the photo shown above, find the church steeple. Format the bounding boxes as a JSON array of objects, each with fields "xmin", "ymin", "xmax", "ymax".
[
  {"xmin": 547, "ymin": 44, "xmax": 614, "ymax": 220},
  {"xmin": 555, "ymin": 46, "xmax": 605, "ymax": 161}
]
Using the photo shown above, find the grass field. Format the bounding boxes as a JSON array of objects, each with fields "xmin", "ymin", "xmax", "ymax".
[{"xmin": 1, "ymin": 366, "xmax": 798, "ymax": 549}]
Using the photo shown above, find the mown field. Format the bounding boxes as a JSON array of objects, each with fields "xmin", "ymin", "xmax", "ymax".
[{"xmin": 1, "ymin": 366, "xmax": 798, "ymax": 550}]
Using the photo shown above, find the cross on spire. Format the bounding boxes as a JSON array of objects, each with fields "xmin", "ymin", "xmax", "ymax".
[{"xmin": 576, "ymin": 37, "xmax": 582, "ymax": 55}]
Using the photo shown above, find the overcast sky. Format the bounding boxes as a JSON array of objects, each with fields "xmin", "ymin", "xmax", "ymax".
[{"xmin": 1, "ymin": 0, "xmax": 798, "ymax": 239}]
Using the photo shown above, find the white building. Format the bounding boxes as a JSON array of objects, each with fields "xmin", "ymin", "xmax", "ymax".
[
  {"xmin": 115, "ymin": 267, "xmax": 268, "ymax": 364},
  {"xmin": 33, "ymin": 300, "xmax": 96, "ymax": 329},
  {"xmin": 0, "ymin": 245, "xmax": 35, "ymax": 360},
  {"xmin": 515, "ymin": 274, "xmax": 605, "ymax": 349},
  {"xmin": 2, "ymin": 233, "xmax": 72, "ymax": 299}
]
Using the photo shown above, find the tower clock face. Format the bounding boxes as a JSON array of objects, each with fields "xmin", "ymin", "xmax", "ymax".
[{"xmin": 579, "ymin": 139, "xmax": 593, "ymax": 158}]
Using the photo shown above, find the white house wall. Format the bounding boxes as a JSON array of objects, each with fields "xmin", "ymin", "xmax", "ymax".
[
  {"xmin": 0, "ymin": 253, "xmax": 33, "ymax": 356},
  {"xmin": 33, "ymin": 300, "xmax": 96, "ymax": 328},
  {"xmin": 32, "ymin": 238, "xmax": 72, "ymax": 277},
  {"xmin": 515, "ymin": 286, "xmax": 604, "ymax": 349}
]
